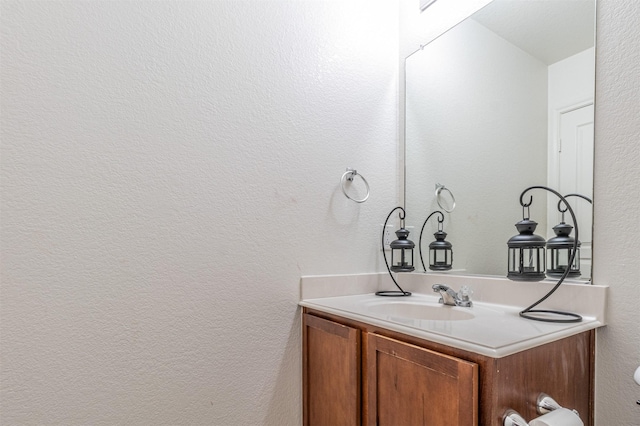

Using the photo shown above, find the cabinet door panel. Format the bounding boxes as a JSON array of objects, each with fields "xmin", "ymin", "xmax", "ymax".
[
  {"xmin": 303, "ymin": 313, "xmax": 361, "ymax": 426},
  {"xmin": 365, "ymin": 333, "xmax": 478, "ymax": 426}
]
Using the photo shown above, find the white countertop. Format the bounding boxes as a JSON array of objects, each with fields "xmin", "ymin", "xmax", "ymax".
[{"xmin": 299, "ymin": 273, "xmax": 607, "ymax": 358}]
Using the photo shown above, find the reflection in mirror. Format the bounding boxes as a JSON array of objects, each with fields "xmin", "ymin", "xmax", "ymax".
[{"xmin": 404, "ymin": 0, "xmax": 595, "ymax": 281}]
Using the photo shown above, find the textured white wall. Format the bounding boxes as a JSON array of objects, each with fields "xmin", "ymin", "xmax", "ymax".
[
  {"xmin": 593, "ymin": 0, "xmax": 640, "ymax": 423},
  {"xmin": 0, "ymin": 1, "xmax": 398, "ymax": 424}
]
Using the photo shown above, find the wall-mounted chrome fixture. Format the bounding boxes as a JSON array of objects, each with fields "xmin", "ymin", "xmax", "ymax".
[
  {"xmin": 537, "ymin": 393, "xmax": 580, "ymax": 417},
  {"xmin": 435, "ymin": 183, "xmax": 456, "ymax": 212},
  {"xmin": 340, "ymin": 168, "xmax": 370, "ymax": 203},
  {"xmin": 503, "ymin": 393, "xmax": 582, "ymax": 426},
  {"xmin": 503, "ymin": 409, "xmax": 528, "ymax": 426},
  {"xmin": 377, "ymin": 207, "xmax": 413, "ymax": 297},
  {"xmin": 507, "ymin": 186, "xmax": 582, "ymax": 323},
  {"xmin": 418, "ymin": 210, "xmax": 453, "ymax": 272}
]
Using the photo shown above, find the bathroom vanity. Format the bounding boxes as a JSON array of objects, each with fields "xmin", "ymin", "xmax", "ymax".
[
  {"xmin": 300, "ymin": 274, "xmax": 606, "ymax": 426},
  {"xmin": 303, "ymin": 307, "xmax": 593, "ymax": 426}
]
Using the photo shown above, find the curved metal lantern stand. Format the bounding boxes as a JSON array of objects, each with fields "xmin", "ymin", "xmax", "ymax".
[
  {"xmin": 376, "ymin": 206, "xmax": 412, "ymax": 297},
  {"xmin": 517, "ymin": 186, "xmax": 582, "ymax": 323}
]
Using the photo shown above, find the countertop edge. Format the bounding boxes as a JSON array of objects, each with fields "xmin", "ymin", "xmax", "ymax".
[{"xmin": 300, "ymin": 298, "xmax": 603, "ymax": 358}]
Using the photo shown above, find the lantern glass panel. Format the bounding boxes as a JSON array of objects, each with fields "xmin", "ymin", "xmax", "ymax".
[
  {"xmin": 429, "ymin": 248, "xmax": 452, "ymax": 270},
  {"xmin": 548, "ymin": 247, "xmax": 581, "ymax": 276},
  {"xmin": 391, "ymin": 247, "xmax": 414, "ymax": 271},
  {"xmin": 551, "ymin": 248, "xmax": 568, "ymax": 270},
  {"xmin": 508, "ymin": 247, "xmax": 545, "ymax": 281}
]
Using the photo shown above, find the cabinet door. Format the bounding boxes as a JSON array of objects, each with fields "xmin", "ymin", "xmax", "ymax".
[
  {"xmin": 365, "ymin": 333, "xmax": 478, "ymax": 426},
  {"xmin": 303, "ymin": 313, "xmax": 361, "ymax": 426}
]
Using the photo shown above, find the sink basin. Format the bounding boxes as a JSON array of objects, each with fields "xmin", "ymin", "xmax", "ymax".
[{"xmin": 367, "ymin": 302, "xmax": 474, "ymax": 321}]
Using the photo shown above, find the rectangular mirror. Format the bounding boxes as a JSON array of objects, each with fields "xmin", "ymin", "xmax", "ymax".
[{"xmin": 404, "ymin": 0, "xmax": 595, "ymax": 281}]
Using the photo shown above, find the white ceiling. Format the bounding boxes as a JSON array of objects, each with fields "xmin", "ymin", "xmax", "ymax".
[{"xmin": 472, "ymin": 0, "xmax": 595, "ymax": 65}]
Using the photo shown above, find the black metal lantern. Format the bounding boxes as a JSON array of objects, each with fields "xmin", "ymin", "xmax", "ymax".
[
  {"xmin": 547, "ymin": 221, "xmax": 581, "ymax": 278},
  {"xmin": 377, "ymin": 207, "xmax": 413, "ymax": 297},
  {"xmin": 418, "ymin": 210, "xmax": 453, "ymax": 272},
  {"xmin": 390, "ymin": 227, "xmax": 415, "ymax": 273},
  {"xmin": 507, "ymin": 218, "xmax": 546, "ymax": 281},
  {"xmin": 429, "ymin": 230, "xmax": 453, "ymax": 271}
]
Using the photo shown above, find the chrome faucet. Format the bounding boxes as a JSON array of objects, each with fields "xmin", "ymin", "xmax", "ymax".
[{"xmin": 432, "ymin": 284, "xmax": 473, "ymax": 307}]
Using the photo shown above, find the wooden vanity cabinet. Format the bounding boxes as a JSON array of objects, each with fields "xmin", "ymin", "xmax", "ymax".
[
  {"xmin": 303, "ymin": 311, "xmax": 478, "ymax": 426},
  {"xmin": 365, "ymin": 333, "xmax": 478, "ymax": 425},
  {"xmin": 303, "ymin": 313, "xmax": 361, "ymax": 426},
  {"xmin": 303, "ymin": 308, "xmax": 595, "ymax": 426}
]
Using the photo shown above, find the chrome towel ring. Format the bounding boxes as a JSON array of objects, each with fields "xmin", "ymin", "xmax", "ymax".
[
  {"xmin": 435, "ymin": 183, "xmax": 456, "ymax": 212},
  {"xmin": 341, "ymin": 168, "xmax": 370, "ymax": 203}
]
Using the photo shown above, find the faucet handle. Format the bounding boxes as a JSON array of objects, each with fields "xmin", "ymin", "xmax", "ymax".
[
  {"xmin": 458, "ymin": 285, "xmax": 472, "ymax": 299},
  {"xmin": 456, "ymin": 285, "xmax": 473, "ymax": 307}
]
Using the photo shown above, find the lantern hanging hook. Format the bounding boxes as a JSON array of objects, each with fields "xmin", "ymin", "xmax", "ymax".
[
  {"xmin": 520, "ymin": 194, "xmax": 533, "ymax": 220},
  {"xmin": 557, "ymin": 193, "xmax": 592, "ymax": 213},
  {"xmin": 521, "ymin": 194, "xmax": 533, "ymax": 208}
]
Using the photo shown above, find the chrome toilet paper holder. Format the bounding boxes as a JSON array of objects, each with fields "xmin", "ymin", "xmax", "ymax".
[
  {"xmin": 537, "ymin": 393, "xmax": 579, "ymax": 417},
  {"xmin": 503, "ymin": 393, "xmax": 580, "ymax": 426},
  {"xmin": 503, "ymin": 409, "xmax": 529, "ymax": 426}
]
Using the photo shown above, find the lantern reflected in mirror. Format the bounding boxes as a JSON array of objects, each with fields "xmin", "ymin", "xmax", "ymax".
[{"xmin": 547, "ymin": 222, "xmax": 581, "ymax": 278}]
